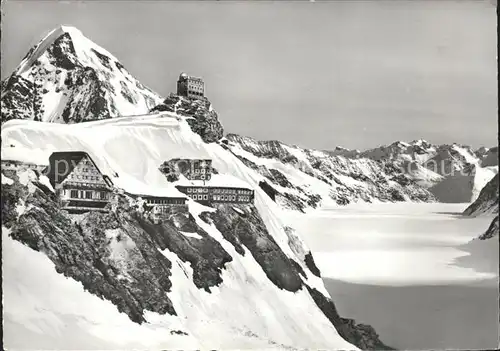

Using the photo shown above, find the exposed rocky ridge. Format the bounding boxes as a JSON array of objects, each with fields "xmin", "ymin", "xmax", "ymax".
[
  {"xmin": 202, "ymin": 204, "xmax": 304, "ymax": 292},
  {"xmin": 151, "ymin": 93, "xmax": 224, "ymax": 143},
  {"xmin": 478, "ymin": 215, "xmax": 499, "ymax": 240},
  {"xmin": 1, "ymin": 26, "xmax": 162, "ymax": 124},
  {"xmin": 464, "ymin": 173, "xmax": 499, "ymax": 216},
  {"xmin": 307, "ymin": 286, "xmax": 394, "ymax": 351},
  {"xmin": 225, "ymin": 134, "xmax": 435, "ymax": 210},
  {"xmin": 2, "ymin": 168, "xmax": 392, "ymax": 350}
]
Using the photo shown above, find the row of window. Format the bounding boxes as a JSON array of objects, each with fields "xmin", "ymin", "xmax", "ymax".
[
  {"xmin": 187, "ymin": 174, "xmax": 208, "ymax": 180},
  {"xmin": 187, "ymin": 194, "xmax": 252, "ymax": 203},
  {"xmin": 193, "ymin": 168, "xmax": 209, "ymax": 174},
  {"xmin": 213, "ymin": 195, "xmax": 237, "ymax": 201},
  {"xmin": 184, "ymin": 187, "xmax": 253, "ymax": 195},
  {"xmin": 80, "ymin": 167, "xmax": 97, "ymax": 174},
  {"xmin": 188, "ymin": 91, "xmax": 204, "ymax": 97},
  {"xmin": 213, "ymin": 195, "xmax": 252, "ymax": 202},
  {"xmin": 190, "ymin": 194, "xmax": 209, "ymax": 201},
  {"xmin": 80, "ymin": 159, "xmax": 93, "ymax": 166},
  {"xmin": 69, "ymin": 174, "xmax": 102, "ymax": 181},
  {"xmin": 68, "ymin": 189, "xmax": 110, "ymax": 200},
  {"xmin": 146, "ymin": 199, "xmax": 185, "ymax": 205},
  {"xmin": 187, "ymin": 187, "xmax": 209, "ymax": 193},
  {"xmin": 213, "ymin": 188, "xmax": 252, "ymax": 195}
]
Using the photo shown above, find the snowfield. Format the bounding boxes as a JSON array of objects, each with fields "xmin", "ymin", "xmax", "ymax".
[{"xmin": 1, "ymin": 114, "xmax": 357, "ymax": 350}]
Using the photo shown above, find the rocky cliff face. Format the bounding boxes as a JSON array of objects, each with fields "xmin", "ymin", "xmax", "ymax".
[
  {"xmin": 463, "ymin": 174, "xmax": 499, "ymax": 240},
  {"xmin": 1, "ymin": 26, "xmax": 162, "ymax": 124},
  {"xmin": 464, "ymin": 173, "xmax": 499, "ymax": 216},
  {"xmin": 2, "ymin": 168, "xmax": 392, "ymax": 350},
  {"xmin": 478, "ymin": 215, "xmax": 499, "ymax": 240},
  {"xmin": 224, "ymin": 134, "xmax": 435, "ymax": 211},
  {"xmin": 151, "ymin": 94, "xmax": 224, "ymax": 143}
]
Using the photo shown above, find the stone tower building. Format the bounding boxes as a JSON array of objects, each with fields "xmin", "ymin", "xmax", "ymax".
[{"xmin": 177, "ymin": 72, "xmax": 205, "ymax": 100}]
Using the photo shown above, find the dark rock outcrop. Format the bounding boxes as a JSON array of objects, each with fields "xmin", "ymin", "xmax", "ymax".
[
  {"xmin": 151, "ymin": 94, "xmax": 224, "ymax": 143},
  {"xmin": 478, "ymin": 215, "xmax": 499, "ymax": 240},
  {"xmin": 307, "ymin": 286, "xmax": 394, "ymax": 350},
  {"xmin": 203, "ymin": 203, "xmax": 303, "ymax": 292},
  {"xmin": 304, "ymin": 252, "xmax": 321, "ymax": 277}
]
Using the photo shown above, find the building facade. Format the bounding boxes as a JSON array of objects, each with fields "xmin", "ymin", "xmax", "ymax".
[
  {"xmin": 48, "ymin": 152, "xmax": 114, "ymax": 213},
  {"xmin": 176, "ymin": 185, "xmax": 254, "ymax": 206},
  {"xmin": 177, "ymin": 73, "xmax": 205, "ymax": 100},
  {"xmin": 162, "ymin": 158, "xmax": 212, "ymax": 181}
]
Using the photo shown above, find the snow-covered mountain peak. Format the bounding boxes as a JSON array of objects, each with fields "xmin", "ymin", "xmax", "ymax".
[
  {"xmin": 16, "ymin": 25, "xmax": 120, "ymax": 76},
  {"xmin": 410, "ymin": 139, "xmax": 431, "ymax": 147},
  {"xmin": 2, "ymin": 25, "xmax": 163, "ymax": 124}
]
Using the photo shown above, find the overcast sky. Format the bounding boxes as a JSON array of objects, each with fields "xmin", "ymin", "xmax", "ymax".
[{"xmin": 1, "ymin": 0, "xmax": 497, "ymax": 150}]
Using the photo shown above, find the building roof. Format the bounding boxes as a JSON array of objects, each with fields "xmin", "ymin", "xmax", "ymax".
[
  {"xmin": 174, "ymin": 173, "xmax": 252, "ymax": 189},
  {"xmin": 178, "ymin": 72, "xmax": 203, "ymax": 82},
  {"xmin": 125, "ymin": 191, "xmax": 186, "ymax": 201},
  {"xmin": 48, "ymin": 151, "xmax": 113, "ymax": 188}
]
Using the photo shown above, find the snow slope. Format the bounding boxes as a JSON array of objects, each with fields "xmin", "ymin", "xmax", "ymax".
[
  {"xmin": 1, "ymin": 114, "xmax": 359, "ymax": 350},
  {"xmin": 1, "ymin": 25, "xmax": 162, "ymax": 123}
]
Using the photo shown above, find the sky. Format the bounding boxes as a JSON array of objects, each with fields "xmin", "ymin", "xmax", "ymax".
[{"xmin": 1, "ymin": 0, "xmax": 497, "ymax": 150}]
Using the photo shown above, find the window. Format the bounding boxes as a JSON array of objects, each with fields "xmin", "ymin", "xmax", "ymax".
[
  {"xmin": 201, "ymin": 175, "xmax": 205, "ymax": 180},
  {"xmin": 85, "ymin": 191, "xmax": 92, "ymax": 199},
  {"xmin": 201, "ymin": 169, "xmax": 205, "ymax": 174},
  {"xmin": 187, "ymin": 188, "xmax": 192, "ymax": 193},
  {"xmin": 70, "ymin": 190, "xmax": 78, "ymax": 198},
  {"xmin": 195, "ymin": 169, "xmax": 200, "ymax": 173},
  {"xmin": 204, "ymin": 188, "xmax": 208, "ymax": 193},
  {"xmin": 203, "ymin": 195, "xmax": 208, "ymax": 200}
]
